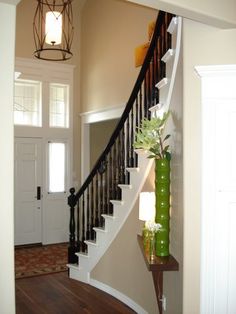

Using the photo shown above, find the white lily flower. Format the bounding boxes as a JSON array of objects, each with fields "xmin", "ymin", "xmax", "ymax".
[{"xmin": 145, "ymin": 221, "xmax": 161, "ymax": 233}]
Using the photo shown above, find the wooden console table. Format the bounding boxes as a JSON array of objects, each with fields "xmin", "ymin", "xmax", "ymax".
[{"xmin": 137, "ymin": 234, "xmax": 179, "ymax": 314}]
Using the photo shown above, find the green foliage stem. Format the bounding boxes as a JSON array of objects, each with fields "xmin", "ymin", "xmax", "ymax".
[{"xmin": 133, "ymin": 111, "xmax": 171, "ymax": 160}]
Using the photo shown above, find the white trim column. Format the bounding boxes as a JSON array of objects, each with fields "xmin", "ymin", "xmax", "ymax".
[{"xmin": 0, "ymin": 1, "xmax": 20, "ymax": 313}]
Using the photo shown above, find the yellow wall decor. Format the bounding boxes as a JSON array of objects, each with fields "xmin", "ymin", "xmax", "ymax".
[
  {"xmin": 148, "ymin": 20, "xmax": 155, "ymax": 41},
  {"xmin": 135, "ymin": 20, "xmax": 155, "ymax": 67},
  {"xmin": 135, "ymin": 42, "xmax": 150, "ymax": 67}
]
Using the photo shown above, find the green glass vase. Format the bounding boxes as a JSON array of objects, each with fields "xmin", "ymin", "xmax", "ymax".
[{"xmin": 155, "ymin": 158, "xmax": 170, "ymax": 257}]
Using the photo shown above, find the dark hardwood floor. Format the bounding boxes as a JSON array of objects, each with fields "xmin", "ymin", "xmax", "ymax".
[{"xmin": 15, "ymin": 272, "xmax": 136, "ymax": 314}]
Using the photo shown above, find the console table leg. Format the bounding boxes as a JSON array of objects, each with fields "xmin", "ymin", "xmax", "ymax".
[{"xmin": 152, "ymin": 271, "xmax": 163, "ymax": 314}]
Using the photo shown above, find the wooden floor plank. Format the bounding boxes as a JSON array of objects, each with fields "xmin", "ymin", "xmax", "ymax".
[{"xmin": 15, "ymin": 272, "xmax": 136, "ymax": 314}]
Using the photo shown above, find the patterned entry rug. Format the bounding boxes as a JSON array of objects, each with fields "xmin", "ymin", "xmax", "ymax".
[{"xmin": 15, "ymin": 243, "xmax": 68, "ymax": 279}]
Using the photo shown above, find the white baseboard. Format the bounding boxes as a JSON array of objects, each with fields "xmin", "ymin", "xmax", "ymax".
[{"xmin": 89, "ymin": 278, "xmax": 148, "ymax": 314}]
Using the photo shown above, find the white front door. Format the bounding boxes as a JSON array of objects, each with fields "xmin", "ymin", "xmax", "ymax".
[{"xmin": 14, "ymin": 138, "xmax": 42, "ymax": 245}]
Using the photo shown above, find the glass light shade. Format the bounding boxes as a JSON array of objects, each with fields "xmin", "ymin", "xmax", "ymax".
[
  {"xmin": 139, "ymin": 192, "xmax": 155, "ymax": 222},
  {"xmin": 45, "ymin": 11, "xmax": 62, "ymax": 45}
]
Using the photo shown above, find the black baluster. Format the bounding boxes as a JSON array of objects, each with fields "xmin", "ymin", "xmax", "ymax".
[
  {"xmin": 163, "ymin": 13, "xmax": 167, "ymax": 57},
  {"xmin": 130, "ymin": 106, "xmax": 134, "ymax": 167},
  {"xmin": 126, "ymin": 117, "xmax": 130, "ymax": 168},
  {"xmin": 154, "ymin": 46, "xmax": 159, "ymax": 106},
  {"xmin": 114, "ymin": 139, "xmax": 121, "ymax": 200},
  {"xmin": 151, "ymin": 54, "xmax": 155, "ymax": 109},
  {"xmin": 126, "ymin": 119, "xmax": 131, "ymax": 184},
  {"xmin": 95, "ymin": 172, "xmax": 99, "ymax": 226},
  {"xmin": 121, "ymin": 127, "xmax": 126, "ymax": 184},
  {"xmin": 160, "ymin": 23, "xmax": 165, "ymax": 78},
  {"xmin": 81, "ymin": 193, "xmax": 86, "ymax": 252},
  {"xmin": 167, "ymin": 13, "xmax": 172, "ymax": 50},
  {"xmin": 68, "ymin": 188, "xmax": 78, "ymax": 264},
  {"xmin": 103, "ymin": 158, "xmax": 108, "ymax": 215},
  {"xmin": 90, "ymin": 179, "xmax": 95, "ymax": 240},
  {"xmin": 99, "ymin": 170, "xmax": 104, "ymax": 226},
  {"xmin": 147, "ymin": 67, "xmax": 151, "ymax": 113},
  {"xmin": 135, "ymin": 96, "xmax": 139, "ymax": 129},
  {"xmin": 116, "ymin": 140, "xmax": 120, "ymax": 199},
  {"xmin": 157, "ymin": 43, "xmax": 160, "ymax": 83},
  {"xmin": 77, "ymin": 200, "xmax": 80, "ymax": 252},
  {"xmin": 108, "ymin": 151, "xmax": 113, "ymax": 214},
  {"xmin": 153, "ymin": 45, "xmax": 157, "ymax": 85},
  {"xmin": 134, "ymin": 97, "xmax": 139, "ymax": 167},
  {"xmin": 112, "ymin": 144, "xmax": 117, "ymax": 199},
  {"xmin": 144, "ymin": 74, "xmax": 148, "ymax": 117},
  {"xmin": 86, "ymin": 187, "xmax": 90, "ymax": 240},
  {"xmin": 139, "ymin": 85, "xmax": 143, "ymax": 124},
  {"xmin": 117, "ymin": 132, "xmax": 122, "ymax": 186}
]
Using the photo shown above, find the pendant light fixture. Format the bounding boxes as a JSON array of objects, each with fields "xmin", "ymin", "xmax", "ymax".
[{"xmin": 33, "ymin": 0, "xmax": 74, "ymax": 61}]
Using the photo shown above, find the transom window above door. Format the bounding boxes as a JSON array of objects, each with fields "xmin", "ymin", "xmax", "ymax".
[
  {"xmin": 14, "ymin": 79, "xmax": 42, "ymax": 127},
  {"xmin": 14, "ymin": 79, "xmax": 70, "ymax": 129},
  {"xmin": 49, "ymin": 83, "xmax": 69, "ymax": 128}
]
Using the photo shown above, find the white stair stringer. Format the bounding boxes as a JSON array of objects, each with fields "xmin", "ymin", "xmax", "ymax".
[
  {"xmin": 68, "ymin": 151, "xmax": 154, "ymax": 283},
  {"xmin": 150, "ymin": 16, "xmax": 182, "ymax": 117}
]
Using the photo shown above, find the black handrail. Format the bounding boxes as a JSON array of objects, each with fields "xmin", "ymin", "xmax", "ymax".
[
  {"xmin": 68, "ymin": 11, "xmax": 173, "ymax": 263},
  {"xmin": 77, "ymin": 11, "xmax": 169, "ymax": 199}
]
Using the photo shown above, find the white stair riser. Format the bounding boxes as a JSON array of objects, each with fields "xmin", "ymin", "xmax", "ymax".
[
  {"xmin": 103, "ymin": 217, "xmax": 116, "ymax": 231},
  {"xmin": 86, "ymin": 243, "xmax": 98, "ymax": 256},
  {"xmin": 158, "ymin": 81, "xmax": 169, "ymax": 105},
  {"xmin": 69, "ymin": 265, "xmax": 89, "ymax": 283},
  {"xmin": 94, "ymin": 230, "xmax": 108, "ymax": 243},
  {"xmin": 167, "ymin": 17, "xmax": 178, "ymax": 34},
  {"xmin": 161, "ymin": 49, "xmax": 174, "ymax": 63},
  {"xmin": 112, "ymin": 204, "xmax": 126, "ymax": 218},
  {"xmin": 120, "ymin": 188, "xmax": 133, "ymax": 200},
  {"xmin": 156, "ymin": 78, "xmax": 168, "ymax": 90}
]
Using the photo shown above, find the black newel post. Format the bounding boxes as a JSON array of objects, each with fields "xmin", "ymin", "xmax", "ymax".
[{"xmin": 68, "ymin": 187, "xmax": 79, "ymax": 264}]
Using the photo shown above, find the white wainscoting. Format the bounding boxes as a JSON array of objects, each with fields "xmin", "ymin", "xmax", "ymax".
[{"xmin": 196, "ymin": 65, "xmax": 236, "ymax": 314}]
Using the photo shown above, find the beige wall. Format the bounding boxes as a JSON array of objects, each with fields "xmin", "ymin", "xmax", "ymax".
[
  {"xmin": 81, "ymin": 0, "xmax": 157, "ymax": 113},
  {"xmin": 182, "ymin": 20, "xmax": 236, "ymax": 314},
  {"xmin": 126, "ymin": 0, "xmax": 236, "ymax": 28},
  {"xmin": 92, "ymin": 165, "xmax": 158, "ymax": 313},
  {"xmin": 90, "ymin": 119, "xmax": 118, "ymax": 169}
]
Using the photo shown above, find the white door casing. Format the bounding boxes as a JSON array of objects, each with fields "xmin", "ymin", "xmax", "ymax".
[
  {"xmin": 14, "ymin": 137, "xmax": 42, "ymax": 245},
  {"xmin": 80, "ymin": 105, "xmax": 124, "ymax": 183},
  {"xmin": 196, "ymin": 65, "xmax": 236, "ymax": 314}
]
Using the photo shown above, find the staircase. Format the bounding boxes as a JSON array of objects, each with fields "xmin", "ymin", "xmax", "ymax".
[{"xmin": 67, "ymin": 11, "xmax": 182, "ymax": 287}]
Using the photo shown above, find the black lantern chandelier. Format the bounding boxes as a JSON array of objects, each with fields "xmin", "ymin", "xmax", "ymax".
[{"xmin": 33, "ymin": 0, "xmax": 74, "ymax": 61}]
